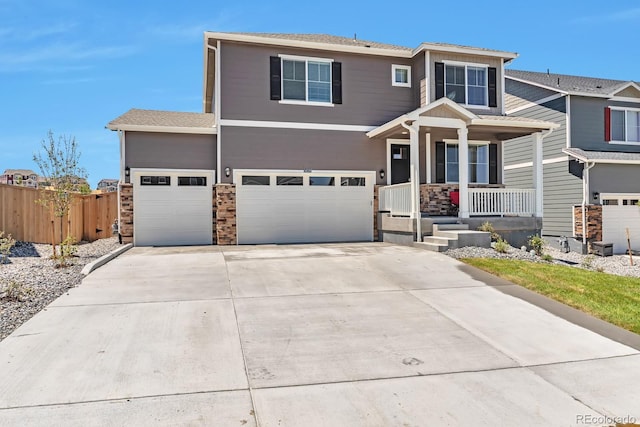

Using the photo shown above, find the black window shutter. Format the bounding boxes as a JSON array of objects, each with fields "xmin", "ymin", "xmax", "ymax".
[
  {"xmin": 435, "ymin": 62, "xmax": 445, "ymax": 100},
  {"xmin": 489, "ymin": 143, "xmax": 498, "ymax": 184},
  {"xmin": 488, "ymin": 67, "xmax": 497, "ymax": 107},
  {"xmin": 435, "ymin": 142, "xmax": 446, "ymax": 183},
  {"xmin": 332, "ymin": 62, "xmax": 342, "ymax": 104},
  {"xmin": 270, "ymin": 56, "xmax": 281, "ymax": 100}
]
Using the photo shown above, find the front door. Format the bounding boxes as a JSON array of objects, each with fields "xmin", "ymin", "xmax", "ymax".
[{"xmin": 390, "ymin": 144, "xmax": 410, "ymax": 184}]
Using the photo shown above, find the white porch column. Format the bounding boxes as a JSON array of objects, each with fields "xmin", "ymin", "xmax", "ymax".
[
  {"xmin": 402, "ymin": 121, "xmax": 422, "ymax": 240},
  {"xmin": 457, "ymin": 127, "xmax": 469, "ymax": 218},
  {"xmin": 533, "ymin": 132, "xmax": 544, "ymax": 217},
  {"xmin": 425, "ymin": 132, "xmax": 432, "ymax": 184}
]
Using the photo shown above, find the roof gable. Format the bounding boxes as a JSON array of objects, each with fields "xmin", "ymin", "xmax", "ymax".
[{"xmin": 612, "ymin": 82, "xmax": 640, "ymax": 99}]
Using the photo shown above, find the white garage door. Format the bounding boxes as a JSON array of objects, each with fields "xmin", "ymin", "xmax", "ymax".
[
  {"xmin": 133, "ymin": 169, "xmax": 214, "ymax": 246},
  {"xmin": 601, "ymin": 193, "xmax": 640, "ymax": 254},
  {"xmin": 236, "ymin": 170, "xmax": 374, "ymax": 244}
]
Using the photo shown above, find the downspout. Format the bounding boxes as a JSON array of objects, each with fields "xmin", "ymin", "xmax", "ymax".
[
  {"xmin": 117, "ymin": 129, "xmax": 125, "ymax": 241},
  {"xmin": 207, "ymin": 42, "xmax": 222, "ymax": 184},
  {"xmin": 400, "ymin": 121, "xmax": 421, "ymax": 242},
  {"xmin": 581, "ymin": 161, "xmax": 596, "ymax": 247}
]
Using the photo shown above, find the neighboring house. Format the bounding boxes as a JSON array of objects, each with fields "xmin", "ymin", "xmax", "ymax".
[
  {"xmin": 0, "ymin": 169, "xmax": 39, "ymax": 188},
  {"xmin": 504, "ymin": 69, "xmax": 640, "ymax": 254},
  {"xmin": 108, "ymin": 32, "xmax": 556, "ymax": 247},
  {"xmin": 97, "ymin": 178, "xmax": 119, "ymax": 193}
]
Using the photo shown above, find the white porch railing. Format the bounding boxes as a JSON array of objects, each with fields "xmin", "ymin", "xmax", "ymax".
[
  {"xmin": 379, "ymin": 182, "xmax": 412, "ymax": 216},
  {"xmin": 468, "ymin": 188, "xmax": 536, "ymax": 216}
]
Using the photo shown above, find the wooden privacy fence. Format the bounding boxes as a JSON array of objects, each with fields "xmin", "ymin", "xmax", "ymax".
[{"xmin": 0, "ymin": 184, "xmax": 118, "ymax": 244}]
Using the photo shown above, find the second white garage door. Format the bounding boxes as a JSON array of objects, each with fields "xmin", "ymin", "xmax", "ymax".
[
  {"xmin": 133, "ymin": 169, "xmax": 214, "ymax": 246},
  {"xmin": 235, "ymin": 170, "xmax": 374, "ymax": 244},
  {"xmin": 601, "ymin": 193, "xmax": 640, "ymax": 254}
]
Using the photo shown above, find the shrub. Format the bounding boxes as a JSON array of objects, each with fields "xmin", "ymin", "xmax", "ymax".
[
  {"xmin": 541, "ymin": 254, "xmax": 554, "ymax": 262},
  {"xmin": 57, "ymin": 235, "xmax": 78, "ymax": 267},
  {"xmin": 494, "ymin": 238, "xmax": 509, "ymax": 254},
  {"xmin": 528, "ymin": 235, "xmax": 545, "ymax": 257},
  {"xmin": 581, "ymin": 255, "xmax": 595, "ymax": 270},
  {"xmin": 478, "ymin": 221, "xmax": 500, "ymax": 241},
  {"xmin": 0, "ymin": 280, "xmax": 33, "ymax": 302},
  {"xmin": 0, "ymin": 231, "xmax": 16, "ymax": 264}
]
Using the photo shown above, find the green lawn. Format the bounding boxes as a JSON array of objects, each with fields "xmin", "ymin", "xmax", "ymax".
[{"xmin": 461, "ymin": 258, "xmax": 640, "ymax": 334}]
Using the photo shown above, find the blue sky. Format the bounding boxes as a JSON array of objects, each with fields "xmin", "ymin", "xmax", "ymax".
[{"xmin": 1, "ymin": 0, "xmax": 638, "ymax": 188}]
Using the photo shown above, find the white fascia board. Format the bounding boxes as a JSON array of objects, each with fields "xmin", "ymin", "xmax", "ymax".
[
  {"xmin": 204, "ymin": 32, "xmax": 412, "ymax": 58},
  {"xmin": 107, "ymin": 124, "xmax": 217, "ymax": 134},
  {"xmin": 505, "ymin": 75, "xmax": 567, "ymax": 95},
  {"xmin": 413, "ymin": 43, "xmax": 518, "ymax": 60},
  {"xmin": 366, "ymin": 115, "xmax": 410, "ymax": 138},
  {"xmin": 220, "ymin": 119, "xmax": 375, "ymax": 132},
  {"xmin": 505, "ymin": 93, "xmax": 565, "ymax": 115},
  {"xmin": 471, "ymin": 118, "xmax": 559, "ymax": 130}
]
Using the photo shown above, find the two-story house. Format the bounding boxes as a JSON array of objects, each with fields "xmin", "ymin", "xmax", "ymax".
[
  {"xmin": 97, "ymin": 178, "xmax": 119, "ymax": 193},
  {"xmin": 0, "ymin": 169, "xmax": 39, "ymax": 188},
  {"xmin": 504, "ymin": 70, "xmax": 640, "ymax": 254},
  {"xmin": 108, "ymin": 32, "xmax": 556, "ymax": 247}
]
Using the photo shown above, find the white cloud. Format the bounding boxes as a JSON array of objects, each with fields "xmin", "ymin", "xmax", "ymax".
[{"xmin": 0, "ymin": 42, "xmax": 137, "ymax": 72}]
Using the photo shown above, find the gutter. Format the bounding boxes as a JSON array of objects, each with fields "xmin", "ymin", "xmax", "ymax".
[
  {"xmin": 581, "ymin": 161, "xmax": 596, "ymax": 246},
  {"xmin": 207, "ymin": 40, "xmax": 222, "ymax": 184}
]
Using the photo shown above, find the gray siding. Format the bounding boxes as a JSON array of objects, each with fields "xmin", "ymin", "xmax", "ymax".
[
  {"xmin": 220, "ymin": 126, "xmax": 386, "ymax": 184},
  {"xmin": 504, "ymin": 79, "xmax": 559, "ymax": 112},
  {"xmin": 570, "ymin": 96, "xmax": 640, "ymax": 152},
  {"xmin": 411, "ymin": 52, "xmax": 426, "ymax": 110},
  {"xmin": 125, "ymin": 132, "xmax": 217, "ymax": 171},
  {"xmin": 541, "ymin": 161, "xmax": 582, "ymax": 236},
  {"xmin": 504, "ymin": 94, "xmax": 581, "ymax": 236},
  {"xmin": 590, "ymin": 164, "xmax": 640, "ymax": 203},
  {"xmin": 220, "ymin": 42, "xmax": 415, "ymax": 126}
]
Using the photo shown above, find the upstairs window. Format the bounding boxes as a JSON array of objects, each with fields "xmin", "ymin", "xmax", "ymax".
[
  {"xmin": 392, "ymin": 64, "xmax": 411, "ymax": 87},
  {"xmin": 607, "ymin": 107, "xmax": 640, "ymax": 144},
  {"xmin": 445, "ymin": 64, "xmax": 487, "ymax": 106},
  {"xmin": 271, "ymin": 55, "xmax": 342, "ymax": 105},
  {"xmin": 281, "ymin": 56, "xmax": 331, "ymax": 104},
  {"xmin": 435, "ymin": 62, "xmax": 497, "ymax": 108}
]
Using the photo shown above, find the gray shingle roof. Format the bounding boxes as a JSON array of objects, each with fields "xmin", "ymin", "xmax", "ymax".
[
  {"xmin": 213, "ymin": 32, "xmax": 413, "ymax": 52},
  {"xmin": 505, "ymin": 69, "xmax": 636, "ymax": 95},
  {"xmin": 108, "ymin": 109, "xmax": 215, "ymax": 129},
  {"xmin": 564, "ymin": 147, "xmax": 640, "ymax": 163}
]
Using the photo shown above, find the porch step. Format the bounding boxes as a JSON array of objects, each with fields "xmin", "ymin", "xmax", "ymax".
[
  {"xmin": 413, "ymin": 241, "xmax": 449, "ymax": 252},
  {"xmin": 423, "ymin": 236, "xmax": 459, "ymax": 249},
  {"xmin": 433, "ymin": 224, "xmax": 469, "ymax": 232}
]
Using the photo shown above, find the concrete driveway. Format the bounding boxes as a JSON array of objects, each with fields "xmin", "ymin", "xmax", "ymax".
[{"xmin": 1, "ymin": 243, "xmax": 639, "ymax": 426}]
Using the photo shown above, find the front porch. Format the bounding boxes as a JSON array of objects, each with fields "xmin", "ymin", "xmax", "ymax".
[{"xmin": 367, "ymin": 98, "xmax": 557, "ymax": 246}]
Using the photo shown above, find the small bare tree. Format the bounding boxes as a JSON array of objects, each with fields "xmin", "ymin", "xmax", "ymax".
[{"xmin": 33, "ymin": 131, "xmax": 87, "ymax": 259}]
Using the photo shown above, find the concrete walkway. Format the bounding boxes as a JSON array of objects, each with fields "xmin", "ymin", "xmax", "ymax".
[{"xmin": 0, "ymin": 243, "xmax": 639, "ymax": 426}]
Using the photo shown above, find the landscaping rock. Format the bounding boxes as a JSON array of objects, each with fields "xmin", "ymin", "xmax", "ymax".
[{"xmin": 0, "ymin": 238, "xmax": 120, "ymax": 341}]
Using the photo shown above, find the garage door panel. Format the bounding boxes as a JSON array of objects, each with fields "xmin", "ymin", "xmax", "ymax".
[
  {"xmin": 602, "ymin": 195, "xmax": 640, "ymax": 254},
  {"xmin": 236, "ymin": 171, "xmax": 374, "ymax": 245},
  {"xmin": 133, "ymin": 170, "xmax": 213, "ymax": 247}
]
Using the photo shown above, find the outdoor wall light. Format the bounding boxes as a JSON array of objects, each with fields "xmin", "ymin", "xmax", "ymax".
[
  {"xmin": 224, "ymin": 167, "xmax": 231, "ymax": 178},
  {"xmin": 592, "ymin": 192, "xmax": 599, "ymax": 200},
  {"xmin": 379, "ymin": 169, "xmax": 385, "ymax": 180},
  {"xmin": 124, "ymin": 166, "xmax": 130, "ymax": 183}
]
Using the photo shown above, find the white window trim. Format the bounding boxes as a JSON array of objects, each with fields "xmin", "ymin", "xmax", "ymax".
[
  {"xmin": 443, "ymin": 61, "xmax": 490, "ymax": 109},
  {"xmin": 278, "ymin": 54, "xmax": 334, "ymax": 106},
  {"xmin": 443, "ymin": 139, "xmax": 490, "ymax": 184},
  {"xmin": 392, "ymin": 64, "xmax": 411, "ymax": 87},
  {"xmin": 609, "ymin": 106, "xmax": 640, "ymax": 145}
]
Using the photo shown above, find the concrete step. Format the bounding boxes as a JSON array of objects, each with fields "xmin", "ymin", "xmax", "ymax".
[
  {"xmin": 434, "ymin": 230, "xmax": 490, "ymax": 248},
  {"xmin": 413, "ymin": 241, "xmax": 449, "ymax": 252},
  {"xmin": 422, "ymin": 236, "xmax": 458, "ymax": 249},
  {"xmin": 433, "ymin": 223, "xmax": 469, "ymax": 232}
]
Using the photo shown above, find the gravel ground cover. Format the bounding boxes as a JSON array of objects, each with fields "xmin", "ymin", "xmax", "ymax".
[
  {"xmin": 0, "ymin": 238, "xmax": 120, "ymax": 341},
  {"xmin": 446, "ymin": 242, "xmax": 640, "ymax": 278}
]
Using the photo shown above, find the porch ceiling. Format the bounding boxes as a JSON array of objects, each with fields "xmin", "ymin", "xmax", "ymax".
[{"xmin": 366, "ymin": 98, "xmax": 558, "ymax": 141}]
